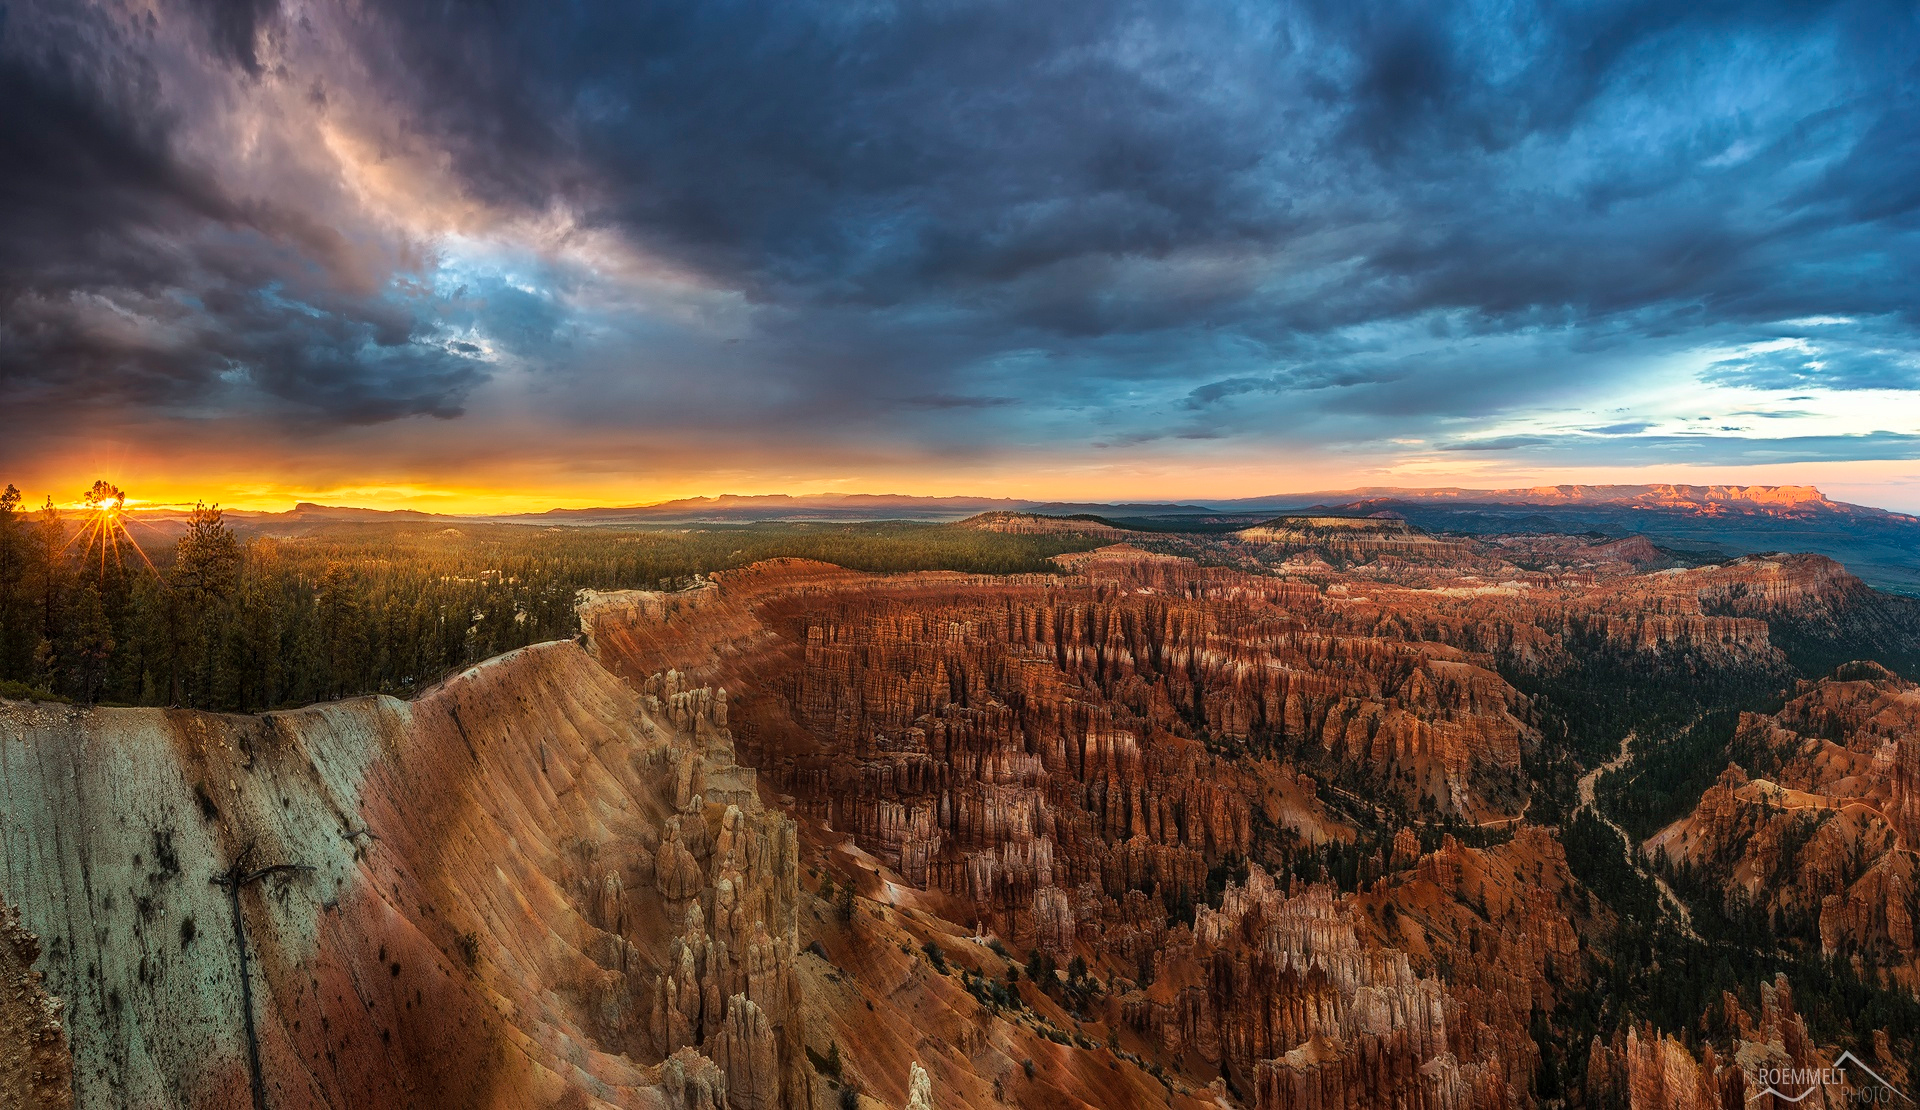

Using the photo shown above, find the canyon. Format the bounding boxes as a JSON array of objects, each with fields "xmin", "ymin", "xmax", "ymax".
[
  {"xmin": 1650, "ymin": 664, "xmax": 1920, "ymax": 984},
  {"xmin": 4, "ymin": 519, "xmax": 1919, "ymax": 1109}
]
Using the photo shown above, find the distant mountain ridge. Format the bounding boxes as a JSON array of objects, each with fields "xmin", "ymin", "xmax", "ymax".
[{"xmin": 122, "ymin": 482, "xmax": 1907, "ymax": 523}]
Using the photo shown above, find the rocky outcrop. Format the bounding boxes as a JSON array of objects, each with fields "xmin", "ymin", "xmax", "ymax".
[
  {"xmin": 664, "ymin": 1048, "xmax": 730, "ymax": 1110},
  {"xmin": 0, "ymin": 898, "xmax": 70, "ymax": 1110},
  {"xmin": 1119, "ymin": 869, "xmax": 1518, "ymax": 1110},
  {"xmin": 1579, "ymin": 975, "xmax": 1879, "ymax": 1110},
  {"xmin": 1108, "ymin": 827, "xmax": 1585, "ymax": 1110},
  {"xmin": 904, "ymin": 1061, "xmax": 934, "ymax": 1110}
]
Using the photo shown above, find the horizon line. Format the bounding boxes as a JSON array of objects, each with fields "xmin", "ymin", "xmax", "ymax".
[{"xmin": 36, "ymin": 479, "xmax": 1906, "ymax": 519}]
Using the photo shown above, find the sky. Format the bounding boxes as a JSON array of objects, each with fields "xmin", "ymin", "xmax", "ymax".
[{"xmin": 3, "ymin": 0, "xmax": 1920, "ymax": 513}]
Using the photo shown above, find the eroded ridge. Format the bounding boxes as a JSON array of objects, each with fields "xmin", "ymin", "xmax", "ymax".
[{"xmin": 0, "ymin": 641, "xmax": 811, "ymax": 1110}]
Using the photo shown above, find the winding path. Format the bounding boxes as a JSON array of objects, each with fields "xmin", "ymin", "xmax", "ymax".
[
  {"xmin": 1576, "ymin": 733, "xmax": 1702, "ymax": 942},
  {"xmin": 1751, "ymin": 791, "xmax": 1915, "ymax": 857}
]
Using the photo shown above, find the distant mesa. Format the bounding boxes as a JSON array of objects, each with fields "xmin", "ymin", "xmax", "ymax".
[
  {"xmin": 955, "ymin": 511, "xmax": 1134, "ymax": 539},
  {"xmin": 284, "ymin": 502, "xmax": 438, "ymax": 521}
]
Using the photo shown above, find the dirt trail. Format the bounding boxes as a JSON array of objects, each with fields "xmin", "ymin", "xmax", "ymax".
[
  {"xmin": 1760, "ymin": 793, "xmax": 1915, "ymax": 856},
  {"xmin": 1576, "ymin": 733, "xmax": 1702, "ymax": 942}
]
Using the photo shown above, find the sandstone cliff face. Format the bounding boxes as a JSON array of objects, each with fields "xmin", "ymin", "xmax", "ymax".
[
  {"xmin": 0, "ymin": 642, "xmax": 809, "ymax": 1110},
  {"xmin": 1693, "ymin": 554, "xmax": 1863, "ymax": 618}
]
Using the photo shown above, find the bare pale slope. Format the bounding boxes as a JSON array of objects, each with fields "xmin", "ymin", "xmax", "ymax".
[{"xmin": 0, "ymin": 641, "xmax": 810, "ymax": 1110}]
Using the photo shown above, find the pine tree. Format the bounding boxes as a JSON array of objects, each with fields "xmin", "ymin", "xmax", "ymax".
[
  {"xmin": 33, "ymin": 497, "xmax": 64, "ymax": 648},
  {"xmin": 66, "ymin": 582, "xmax": 115, "ymax": 704},
  {"xmin": 316, "ymin": 562, "xmax": 367, "ymax": 699},
  {"xmin": 172, "ymin": 502, "xmax": 240, "ymax": 706},
  {"xmin": 0, "ymin": 485, "xmax": 22, "ymax": 674}
]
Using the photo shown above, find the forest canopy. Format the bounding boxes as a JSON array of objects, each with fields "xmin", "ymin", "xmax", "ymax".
[{"xmin": 0, "ymin": 484, "xmax": 1101, "ymax": 711}]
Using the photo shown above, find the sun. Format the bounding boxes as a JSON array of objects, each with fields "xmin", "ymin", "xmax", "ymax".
[{"xmin": 65, "ymin": 479, "xmax": 159, "ymax": 579}]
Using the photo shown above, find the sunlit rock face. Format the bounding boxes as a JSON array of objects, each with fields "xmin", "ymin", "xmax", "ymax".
[
  {"xmin": 1233, "ymin": 515, "xmax": 1481, "ymax": 565},
  {"xmin": 0, "ymin": 641, "xmax": 810, "ymax": 1110}
]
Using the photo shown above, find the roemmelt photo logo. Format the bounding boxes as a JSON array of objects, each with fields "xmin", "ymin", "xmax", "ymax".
[{"xmin": 1748, "ymin": 1051, "xmax": 1912, "ymax": 1104}]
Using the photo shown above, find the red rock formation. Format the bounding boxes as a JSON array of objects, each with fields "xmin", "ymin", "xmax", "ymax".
[
  {"xmin": 588, "ymin": 555, "xmax": 1539, "ymax": 903},
  {"xmin": 1094, "ymin": 827, "xmax": 1589, "ymax": 1110},
  {"xmin": 573, "ymin": 548, "xmax": 1842, "ymax": 1109},
  {"xmin": 1577, "ymin": 974, "xmax": 1892, "ymax": 1110}
]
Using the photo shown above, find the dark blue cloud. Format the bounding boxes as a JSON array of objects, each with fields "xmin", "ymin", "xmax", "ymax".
[
  {"xmin": 0, "ymin": 1, "xmax": 489, "ymax": 425},
  {"xmin": 1, "ymin": 0, "xmax": 1918, "ymax": 470}
]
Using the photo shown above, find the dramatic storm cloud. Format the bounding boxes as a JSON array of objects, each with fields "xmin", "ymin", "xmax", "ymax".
[{"xmin": 3, "ymin": 0, "xmax": 1919, "ymax": 506}]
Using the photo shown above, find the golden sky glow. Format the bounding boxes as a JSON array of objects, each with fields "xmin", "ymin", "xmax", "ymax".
[{"xmin": 12, "ymin": 447, "xmax": 1919, "ymax": 516}]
